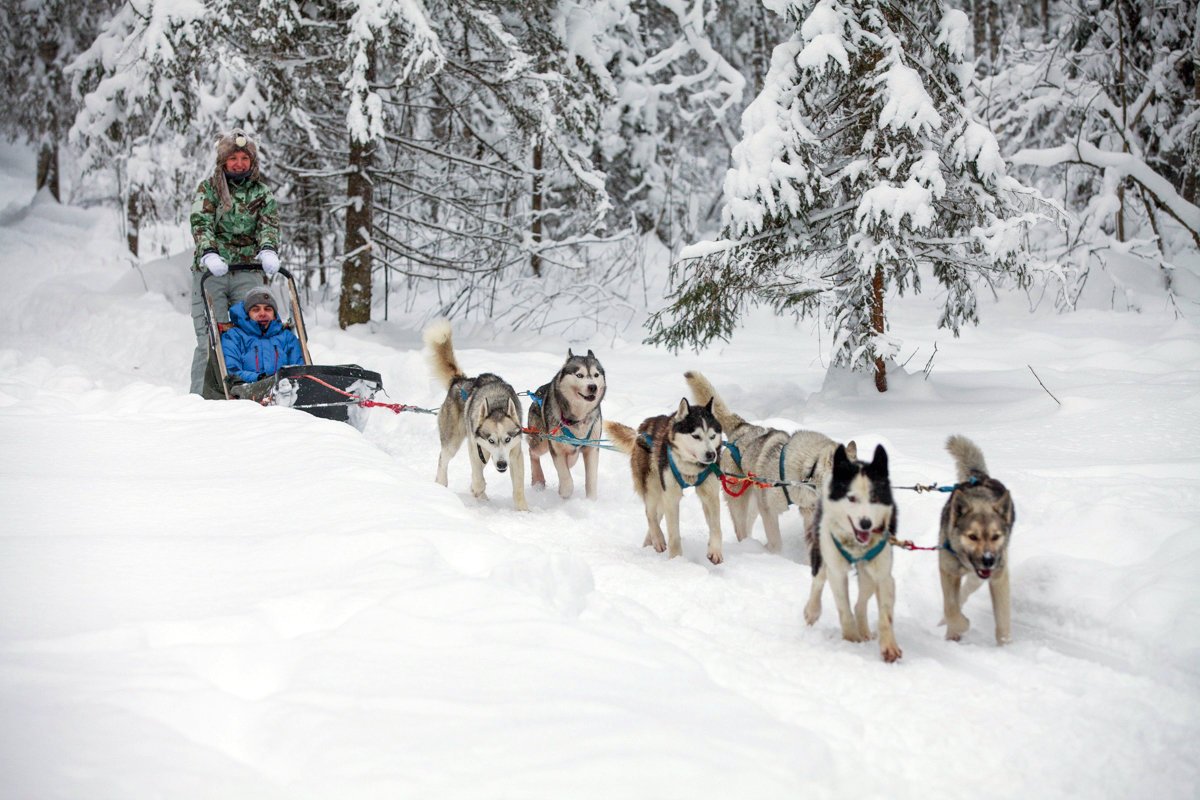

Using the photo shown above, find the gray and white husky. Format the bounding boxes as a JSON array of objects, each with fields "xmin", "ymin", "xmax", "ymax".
[
  {"xmin": 423, "ymin": 319, "xmax": 529, "ymax": 512},
  {"xmin": 527, "ymin": 350, "xmax": 607, "ymax": 499},
  {"xmin": 605, "ymin": 399, "xmax": 726, "ymax": 564},
  {"xmin": 939, "ymin": 435, "xmax": 1016, "ymax": 645},
  {"xmin": 685, "ymin": 371, "xmax": 855, "ymax": 553},
  {"xmin": 803, "ymin": 444, "xmax": 902, "ymax": 662}
]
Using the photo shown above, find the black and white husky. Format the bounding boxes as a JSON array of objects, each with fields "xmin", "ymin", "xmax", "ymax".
[
  {"xmin": 424, "ymin": 319, "xmax": 529, "ymax": 512},
  {"xmin": 526, "ymin": 350, "xmax": 607, "ymax": 499},
  {"xmin": 605, "ymin": 399, "xmax": 726, "ymax": 564},
  {"xmin": 803, "ymin": 444, "xmax": 902, "ymax": 662}
]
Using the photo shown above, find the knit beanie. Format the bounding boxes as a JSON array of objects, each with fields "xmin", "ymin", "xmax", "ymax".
[
  {"xmin": 243, "ymin": 286, "xmax": 277, "ymax": 314},
  {"xmin": 212, "ymin": 128, "xmax": 261, "ymax": 212}
]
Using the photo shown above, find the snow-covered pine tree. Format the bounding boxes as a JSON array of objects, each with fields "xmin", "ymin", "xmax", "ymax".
[{"xmin": 647, "ymin": 0, "xmax": 1047, "ymax": 391}]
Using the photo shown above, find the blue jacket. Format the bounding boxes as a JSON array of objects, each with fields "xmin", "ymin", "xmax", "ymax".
[{"xmin": 221, "ymin": 301, "xmax": 305, "ymax": 383}]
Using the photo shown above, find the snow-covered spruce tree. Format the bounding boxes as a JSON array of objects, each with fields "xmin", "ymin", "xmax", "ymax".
[{"xmin": 647, "ymin": 0, "xmax": 1046, "ymax": 391}]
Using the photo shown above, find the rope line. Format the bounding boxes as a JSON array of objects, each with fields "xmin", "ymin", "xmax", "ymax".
[{"xmin": 294, "ymin": 374, "xmax": 439, "ymax": 415}]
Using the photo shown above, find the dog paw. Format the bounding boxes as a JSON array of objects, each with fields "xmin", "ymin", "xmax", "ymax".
[
  {"xmin": 707, "ymin": 548, "xmax": 723, "ymax": 565},
  {"xmin": 946, "ymin": 616, "xmax": 970, "ymax": 641},
  {"xmin": 803, "ymin": 604, "xmax": 821, "ymax": 626},
  {"xmin": 841, "ymin": 630, "xmax": 866, "ymax": 644},
  {"xmin": 881, "ymin": 643, "xmax": 903, "ymax": 663}
]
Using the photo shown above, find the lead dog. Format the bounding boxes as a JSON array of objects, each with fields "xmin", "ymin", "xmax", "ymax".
[
  {"xmin": 803, "ymin": 444, "xmax": 902, "ymax": 662},
  {"xmin": 605, "ymin": 399, "xmax": 726, "ymax": 564},
  {"xmin": 684, "ymin": 370, "xmax": 854, "ymax": 553},
  {"xmin": 939, "ymin": 435, "xmax": 1016, "ymax": 645},
  {"xmin": 424, "ymin": 319, "xmax": 529, "ymax": 512},
  {"xmin": 527, "ymin": 350, "xmax": 607, "ymax": 499}
]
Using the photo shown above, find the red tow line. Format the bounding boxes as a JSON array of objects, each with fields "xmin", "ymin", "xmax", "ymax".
[{"xmin": 296, "ymin": 374, "xmax": 436, "ymax": 415}]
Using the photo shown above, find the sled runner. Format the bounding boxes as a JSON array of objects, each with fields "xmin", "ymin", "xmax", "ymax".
[{"xmin": 200, "ymin": 264, "xmax": 383, "ymax": 430}]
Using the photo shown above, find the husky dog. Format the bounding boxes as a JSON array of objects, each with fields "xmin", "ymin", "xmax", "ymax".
[
  {"xmin": 685, "ymin": 371, "xmax": 854, "ymax": 553},
  {"xmin": 527, "ymin": 350, "xmax": 607, "ymax": 500},
  {"xmin": 605, "ymin": 399, "xmax": 725, "ymax": 564},
  {"xmin": 803, "ymin": 444, "xmax": 901, "ymax": 662},
  {"xmin": 939, "ymin": 435, "xmax": 1016, "ymax": 645},
  {"xmin": 423, "ymin": 319, "xmax": 529, "ymax": 512}
]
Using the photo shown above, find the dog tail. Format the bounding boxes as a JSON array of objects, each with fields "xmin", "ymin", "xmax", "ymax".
[
  {"xmin": 684, "ymin": 370, "xmax": 746, "ymax": 431},
  {"xmin": 603, "ymin": 420, "xmax": 637, "ymax": 455},
  {"xmin": 946, "ymin": 434, "xmax": 989, "ymax": 481},
  {"xmin": 423, "ymin": 318, "xmax": 465, "ymax": 389}
]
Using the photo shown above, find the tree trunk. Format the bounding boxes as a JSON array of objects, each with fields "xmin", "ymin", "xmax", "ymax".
[
  {"xmin": 36, "ymin": 141, "xmax": 59, "ymax": 202},
  {"xmin": 987, "ymin": 0, "xmax": 1001, "ymax": 68},
  {"xmin": 338, "ymin": 133, "xmax": 376, "ymax": 328},
  {"xmin": 126, "ymin": 189, "xmax": 140, "ymax": 257},
  {"xmin": 871, "ymin": 265, "xmax": 888, "ymax": 393},
  {"xmin": 530, "ymin": 137, "xmax": 543, "ymax": 278},
  {"xmin": 972, "ymin": 0, "xmax": 988, "ymax": 71}
]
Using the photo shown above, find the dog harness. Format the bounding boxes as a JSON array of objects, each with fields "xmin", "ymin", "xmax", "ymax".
[
  {"xmin": 832, "ymin": 532, "xmax": 889, "ymax": 565},
  {"xmin": 641, "ymin": 433, "xmax": 722, "ymax": 489},
  {"xmin": 777, "ymin": 441, "xmax": 818, "ymax": 507}
]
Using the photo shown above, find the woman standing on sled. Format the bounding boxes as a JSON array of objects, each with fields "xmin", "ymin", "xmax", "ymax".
[{"xmin": 189, "ymin": 128, "xmax": 281, "ymax": 398}]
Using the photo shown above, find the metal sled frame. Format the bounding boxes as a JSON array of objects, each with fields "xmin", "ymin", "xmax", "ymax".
[
  {"xmin": 199, "ymin": 264, "xmax": 384, "ymax": 428},
  {"xmin": 200, "ymin": 264, "xmax": 313, "ymax": 400}
]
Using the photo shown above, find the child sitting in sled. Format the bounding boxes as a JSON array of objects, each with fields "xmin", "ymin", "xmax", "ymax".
[{"xmin": 221, "ymin": 286, "xmax": 304, "ymax": 401}]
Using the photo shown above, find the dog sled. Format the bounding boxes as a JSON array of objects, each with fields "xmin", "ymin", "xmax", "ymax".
[{"xmin": 201, "ymin": 264, "xmax": 384, "ymax": 431}]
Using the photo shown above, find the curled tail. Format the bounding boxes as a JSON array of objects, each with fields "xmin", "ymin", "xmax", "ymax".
[
  {"xmin": 423, "ymin": 318, "xmax": 464, "ymax": 389},
  {"xmin": 945, "ymin": 434, "xmax": 989, "ymax": 481},
  {"xmin": 683, "ymin": 370, "xmax": 746, "ymax": 431},
  {"xmin": 603, "ymin": 420, "xmax": 637, "ymax": 455}
]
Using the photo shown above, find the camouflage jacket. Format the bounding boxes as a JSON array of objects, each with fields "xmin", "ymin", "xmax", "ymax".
[{"xmin": 190, "ymin": 177, "xmax": 280, "ymax": 270}]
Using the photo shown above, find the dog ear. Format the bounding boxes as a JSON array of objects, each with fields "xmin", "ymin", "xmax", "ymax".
[
  {"xmin": 587, "ymin": 349, "xmax": 595, "ymax": 359},
  {"xmin": 844, "ymin": 439, "xmax": 858, "ymax": 461},
  {"xmin": 567, "ymin": 348, "xmax": 575, "ymax": 359},
  {"xmin": 948, "ymin": 493, "xmax": 969, "ymax": 527},
  {"xmin": 995, "ymin": 490, "xmax": 1015, "ymax": 526},
  {"xmin": 674, "ymin": 397, "xmax": 690, "ymax": 421},
  {"xmin": 507, "ymin": 396, "xmax": 520, "ymax": 423},
  {"xmin": 704, "ymin": 397, "xmax": 714, "ymax": 414},
  {"xmin": 475, "ymin": 399, "xmax": 490, "ymax": 425},
  {"xmin": 832, "ymin": 444, "xmax": 856, "ymax": 481},
  {"xmin": 866, "ymin": 444, "xmax": 889, "ymax": 478}
]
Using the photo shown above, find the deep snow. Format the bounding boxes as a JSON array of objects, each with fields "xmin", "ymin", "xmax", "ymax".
[{"xmin": 1, "ymin": 142, "xmax": 1198, "ymax": 799}]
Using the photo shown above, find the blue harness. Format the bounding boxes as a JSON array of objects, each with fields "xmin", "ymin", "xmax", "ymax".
[
  {"xmin": 832, "ymin": 532, "xmax": 890, "ymax": 565},
  {"xmin": 641, "ymin": 433, "xmax": 723, "ymax": 489}
]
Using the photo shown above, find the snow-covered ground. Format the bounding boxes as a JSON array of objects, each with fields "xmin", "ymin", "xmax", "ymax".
[{"xmin": 1, "ymin": 142, "xmax": 1198, "ymax": 799}]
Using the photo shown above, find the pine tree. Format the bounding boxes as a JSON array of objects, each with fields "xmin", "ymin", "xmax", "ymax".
[{"xmin": 648, "ymin": 0, "xmax": 1047, "ymax": 391}]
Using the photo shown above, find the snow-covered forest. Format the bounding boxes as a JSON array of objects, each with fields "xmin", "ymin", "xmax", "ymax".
[
  {"xmin": 3, "ymin": 0, "xmax": 1197, "ymax": 369},
  {"xmin": 2, "ymin": 0, "xmax": 1199, "ymax": 797}
]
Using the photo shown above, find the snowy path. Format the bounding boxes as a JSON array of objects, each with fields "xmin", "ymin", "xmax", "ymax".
[{"xmin": 1, "ymin": 148, "xmax": 1198, "ymax": 798}]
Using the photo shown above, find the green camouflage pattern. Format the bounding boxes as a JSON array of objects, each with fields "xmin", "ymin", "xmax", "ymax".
[{"xmin": 190, "ymin": 177, "xmax": 280, "ymax": 270}]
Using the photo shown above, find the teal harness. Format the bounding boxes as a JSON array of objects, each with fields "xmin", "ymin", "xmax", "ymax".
[
  {"xmin": 641, "ymin": 433, "xmax": 723, "ymax": 489},
  {"xmin": 832, "ymin": 531, "xmax": 890, "ymax": 565}
]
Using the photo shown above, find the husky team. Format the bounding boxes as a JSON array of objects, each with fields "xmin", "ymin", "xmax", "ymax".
[{"xmin": 420, "ymin": 321, "xmax": 1017, "ymax": 663}]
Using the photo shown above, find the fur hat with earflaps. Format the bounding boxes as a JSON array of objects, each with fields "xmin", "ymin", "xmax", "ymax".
[
  {"xmin": 212, "ymin": 128, "xmax": 261, "ymax": 211},
  {"xmin": 243, "ymin": 286, "xmax": 277, "ymax": 314}
]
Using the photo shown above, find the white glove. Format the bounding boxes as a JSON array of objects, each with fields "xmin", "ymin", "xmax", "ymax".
[
  {"xmin": 200, "ymin": 252, "xmax": 228, "ymax": 276},
  {"xmin": 258, "ymin": 250, "xmax": 280, "ymax": 277}
]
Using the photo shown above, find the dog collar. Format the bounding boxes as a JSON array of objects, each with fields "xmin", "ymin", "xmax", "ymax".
[
  {"xmin": 832, "ymin": 531, "xmax": 889, "ymax": 565},
  {"xmin": 666, "ymin": 446, "xmax": 721, "ymax": 489}
]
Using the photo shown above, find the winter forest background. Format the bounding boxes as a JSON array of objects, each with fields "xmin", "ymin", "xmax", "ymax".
[{"xmin": 2, "ymin": 0, "xmax": 1197, "ymax": 385}]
